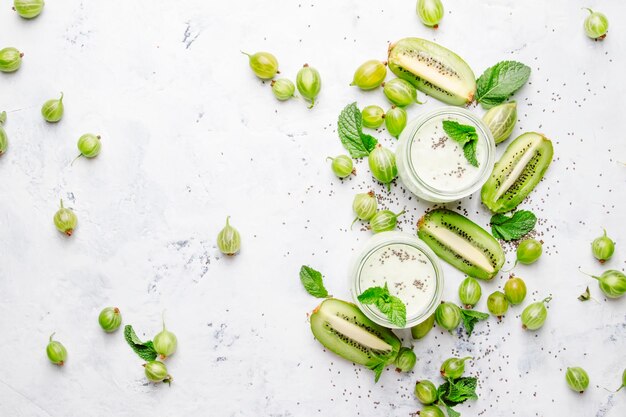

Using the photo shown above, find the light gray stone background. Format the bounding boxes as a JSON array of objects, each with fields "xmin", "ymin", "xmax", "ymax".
[{"xmin": 0, "ymin": 0, "xmax": 624, "ymax": 416}]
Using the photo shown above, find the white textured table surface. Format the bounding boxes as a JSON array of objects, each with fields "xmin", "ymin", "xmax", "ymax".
[{"xmin": 1, "ymin": 1, "xmax": 625, "ymax": 416}]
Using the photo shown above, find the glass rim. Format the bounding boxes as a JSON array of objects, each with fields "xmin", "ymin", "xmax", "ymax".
[
  {"xmin": 350, "ymin": 231, "xmax": 444, "ymax": 329},
  {"xmin": 402, "ymin": 106, "xmax": 496, "ymax": 198}
]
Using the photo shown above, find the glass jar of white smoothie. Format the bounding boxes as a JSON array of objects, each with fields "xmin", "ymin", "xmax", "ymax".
[
  {"xmin": 351, "ymin": 232, "xmax": 444, "ymax": 329},
  {"xmin": 396, "ymin": 107, "xmax": 496, "ymax": 202}
]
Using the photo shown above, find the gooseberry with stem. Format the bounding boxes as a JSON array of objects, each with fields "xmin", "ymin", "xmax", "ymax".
[
  {"xmin": 46, "ymin": 333, "xmax": 67, "ymax": 366},
  {"xmin": 241, "ymin": 51, "xmax": 279, "ymax": 80},
  {"xmin": 350, "ymin": 60, "xmax": 387, "ymax": 90},
  {"xmin": 591, "ymin": 229, "xmax": 615, "ymax": 264},
  {"xmin": 521, "ymin": 296, "xmax": 552, "ymax": 330},
  {"xmin": 13, "ymin": 0, "xmax": 44, "ymax": 19},
  {"xmin": 416, "ymin": 0, "xmax": 444, "ymax": 28},
  {"xmin": 368, "ymin": 144, "xmax": 397, "ymax": 189},
  {"xmin": 440, "ymin": 356, "xmax": 472, "ymax": 379},
  {"xmin": 458, "ymin": 276, "xmax": 481, "ymax": 308},
  {"xmin": 504, "ymin": 276, "xmax": 527, "ymax": 305},
  {"xmin": 516, "ymin": 238, "xmax": 542, "ymax": 265},
  {"xmin": 41, "ymin": 92, "xmax": 64, "ymax": 123},
  {"xmin": 270, "ymin": 79, "xmax": 295, "ymax": 101},
  {"xmin": 435, "ymin": 302, "xmax": 461, "ymax": 331},
  {"xmin": 153, "ymin": 313, "xmax": 177, "ymax": 359},
  {"xmin": 98, "ymin": 307, "xmax": 122, "ymax": 333},
  {"xmin": 0, "ymin": 47, "xmax": 23, "ymax": 73},
  {"xmin": 583, "ymin": 8, "xmax": 608, "ymax": 40},
  {"xmin": 351, "ymin": 191, "xmax": 377, "ymax": 227},
  {"xmin": 579, "ymin": 269, "xmax": 626, "ymax": 299},
  {"xmin": 361, "ymin": 105, "xmax": 384, "ymax": 129},
  {"xmin": 327, "ymin": 155, "xmax": 354, "ymax": 179},
  {"xmin": 415, "ymin": 380, "xmax": 438, "ymax": 405},
  {"xmin": 72, "ymin": 133, "xmax": 101, "ymax": 164},
  {"xmin": 144, "ymin": 360, "xmax": 172, "ymax": 384},
  {"xmin": 418, "ymin": 405, "xmax": 445, "ymax": 417},
  {"xmin": 217, "ymin": 216, "xmax": 241, "ymax": 255},
  {"xmin": 383, "ymin": 78, "xmax": 419, "ymax": 107},
  {"xmin": 487, "ymin": 291, "xmax": 508, "ymax": 318},
  {"xmin": 296, "ymin": 64, "xmax": 321, "ymax": 108},
  {"xmin": 384, "ymin": 106, "xmax": 407, "ymax": 138},
  {"xmin": 369, "ymin": 209, "xmax": 405, "ymax": 233},
  {"xmin": 53, "ymin": 199, "xmax": 77, "ymax": 236},
  {"xmin": 395, "ymin": 347, "xmax": 416, "ymax": 372}
]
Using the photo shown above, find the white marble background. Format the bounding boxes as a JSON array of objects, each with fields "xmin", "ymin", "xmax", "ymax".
[{"xmin": 0, "ymin": 0, "xmax": 625, "ymax": 416}]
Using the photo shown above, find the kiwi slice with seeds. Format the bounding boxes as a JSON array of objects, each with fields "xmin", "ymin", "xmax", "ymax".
[
  {"xmin": 418, "ymin": 209, "xmax": 505, "ymax": 280},
  {"xmin": 310, "ymin": 298, "xmax": 401, "ymax": 382},
  {"xmin": 481, "ymin": 132, "xmax": 553, "ymax": 213},
  {"xmin": 388, "ymin": 38, "xmax": 476, "ymax": 106}
]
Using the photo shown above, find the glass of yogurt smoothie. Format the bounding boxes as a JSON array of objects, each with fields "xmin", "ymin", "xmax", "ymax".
[
  {"xmin": 396, "ymin": 107, "xmax": 495, "ymax": 202},
  {"xmin": 351, "ymin": 232, "xmax": 444, "ymax": 329}
]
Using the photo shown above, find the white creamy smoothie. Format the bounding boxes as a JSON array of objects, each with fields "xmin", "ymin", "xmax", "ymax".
[
  {"xmin": 358, "ymin": 243, "xmax": 437, "ymax": 319},
  {"xmin": 409, "ymin": 113, "xmax": 488, "ymax": 193}
]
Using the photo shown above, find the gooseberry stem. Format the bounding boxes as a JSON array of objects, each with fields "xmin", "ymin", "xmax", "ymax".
[
  {"xmin": 70, "ymin": 153, "xmax": 83, "ymax": 166},
  {"xmin": 59, "ymin": 92, "xmax": 64, "ymax": 103},
  {"xmin": 542, "ymin": 296, "xmax": 553, "ymax": 304},
  {"xmin": 49, "ymin": 332, "xmax": 55, "ymax": 342},
  {"xmin": 350, "ymin": 217, "xmax": 359, "ymax": 230},
  {"xmin": 578, "ymin": 268, "xmax": 599, "ymax": 280},
  {"xmin": 240, "ymin": 51, "xmax": 251, "ymax": 57},
  {"xmin": 396, "ymin": 209, "xmax": 406, "ymax": 218},
  {"xmin": 59, "ymin": 199, "xmax": 64, "ymax": 209},
  {"xmin": 583, "ymin": 7, "xmax": 594, "ymax": 14}
]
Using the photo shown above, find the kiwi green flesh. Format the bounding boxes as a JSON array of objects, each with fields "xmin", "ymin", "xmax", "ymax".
[
  {"xmin": 417, "ymin": 209, "xmax": 504, "ymax": 280},
  {"xmin": 481, "ymin": 132, "xmax": 553, "ymax": 213},
  {"xmin": 310, "ymin": 299, "xmax": 401, "ymax": 367},
  {"xmin": 411, "ymin": 313, "xmax": 435, "ymax": 339},
  {"xmin": 388, "ymin": 38, "xmax": 476, "ymax": 105}
]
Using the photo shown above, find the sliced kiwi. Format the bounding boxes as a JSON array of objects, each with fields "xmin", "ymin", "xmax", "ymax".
[
  {"xmin": 417, "ymin": 209, "xmax": 504, "ymax": 280},
  {"xmin": 387, "ymin": 38, "xmax": 476, "ymax": 106},
  {"xmin": 481, "ymin": 132, "xmax": 553, "ymax": 213},
  {"xmin": 310, "ymin": 298, "xmax": 401, "ymax": 382}
]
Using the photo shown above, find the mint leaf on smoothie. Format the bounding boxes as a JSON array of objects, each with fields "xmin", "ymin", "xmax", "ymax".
[
  {"xmin": 299, "ymin": 265, "xmax": 330, "ymax": 298},
  {"xmin": 338, "ymin": 102, "xmax": 378, "ymax": 158},
  {"xmin": 442, "ymin": 120, "xmax": 479, "ymax": 167},
  {"xmin": 358, "ymin": 282, "xmax": 407, "ymax": 327}
]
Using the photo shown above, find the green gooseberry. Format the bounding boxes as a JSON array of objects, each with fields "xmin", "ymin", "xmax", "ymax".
[
  {"xmin": 361, "ymin": 105, "xmax": 385, "ymax": 129},
  {"xmin": 384, "ymin": 106, "xmax": 407, "ymax": 139},
  {"xmin": 411, "ymin": 313, "xmax": 435, "ymax": 339},
  {"xmin": 415, "ymin": 380, "xmax": 438, "ymax": 405},
  {"xmin": 440, "ymin": 356, "xmax": 472, "ymax": 379},
  {"xmin": 482, "ymin": 102, "xmax": 517, "ymax": 144},
  {"xmin": 583, "ymin": 8, "xmax": 608, "ymax": 40},
  {"xmin": 591, "ymin": 229, "xmax": 615, "ymax": 263},
  {"xmin": 327, "ymin": 155, "xmax": 354, "ymax": 179},
  {"xmin": 217, "ymin": 216, "xmax": 241, "ymax": 255},
  {"xmin": 504, "ymin": 276, "xmax": 527, "ymax": 305},
  {"xmin": 458, "ymin": 276, "xmax": 482, "ymax": 308},
  {"xmin": 53, "ymin": 199, "xmax": 77, "ymax": 236},
  {"xmin": 368, "ymin": 144, "xmax": 397, "ymax": 189},
  {"xmin": 521, "ymin": 296, "xmax": 552, "ymax": 330},
  {"xmin": 144, "ymin": 360, "xmax": 171, "ymax": 384},
  {"xmin": 418, "ymin": 405, "xmax": 445, "ymax": 417},
  {"xmin": 369, "ymin": 209, "xmax": 405, "ymax": 233},
  {"xmin": 296, "ymin": 64, "xmax": 321, "ymax": 108},
  {"xmin": 13, "ymin": 0, "xmax": 44, "ymax": 19},
  {"xmin": 383, "ymin": 78, "xmax": 419, "ymax": 107},
  {"xmin": 153, "ymin": 315, "xmax": 177, "ymax": 359},
  {"xmin": 352, "ymin": 191, "xmax": 377, "ymax": 227},
  {"xmin": 516, "ymin": 239, "xmax": 542, "ymax": 265},
  {"xmin": 416, "ymin": 0, "xmax": 444, "ymax": 28},
  {"xmin": 395, "ymin": 347, "xmax": 417, "ymax": 372},
  {"xmin": 74, "ymin": 133, "xmax": 101, "ymax": 164},
  {"xmin": 46, "ymin": 333, "xmax": 67, "ymax": 366},
  {"xmin": 0, "ymin": 111, "xmax": 8, "ymax": 156},
  {"xmin": 351, "ymin": 60, "xmax": 387, "ymax": 90},
  {"xmin": 270, "ymin": 78, "xmax": 295, "ymax": 101},
  {"xmin": 616, "ymin": 368, "xmax": 625, "ymax": 392},
  {"xmin": 580, "ymin": 269, "xmax": 626, "ymax": 299},
  {"xmin": 566, "ymin": 367, "xmax": 590, "ymax": 393},
  {"xmin": 435, "ymin": 302, "xmax": 461, "ymax": 331},
  {"xmin": 0, "ymin": 47, "xmax": 23, "ymax": 73},
  {"xmin": 487, "ymin": 291, "xmax": 509, "ymax": 318},
  {"xmin": 98, "ymin": 307, "xmax": 122, "ymax": 333},
  {"xmin": 241, "ymin": 51, "xmax": 278, "ymax": 80},
  {"xmin": 41, "ymin": 92, "xmax": 64, "ymax": 123}
]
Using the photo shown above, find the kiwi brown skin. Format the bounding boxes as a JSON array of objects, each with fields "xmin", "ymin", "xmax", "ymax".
[
  {"xmin": 417, "ymin": 209, "xmax": 505, "ymax": 280},
  {"xmin": 481, "ymin": 132, "xmax": 553, "ymax": 213},
  {"xmin": 388, "ymin": 38, "xmax": 476, "ymax": 106},
  {"xmin": 310, "ymin": 298, "xmax": 401, "ymax": 380}
]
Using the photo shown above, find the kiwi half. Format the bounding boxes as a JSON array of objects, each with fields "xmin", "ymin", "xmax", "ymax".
[
  {"xmin": 387, "ymin": 38, "xmax": 476, "ymax": 106},
  {"xmin": 418, "ymin": 209, "xmax": 504, "ymax": 280},
  {"xmin": 481, "ymin": 132, "xmax": 553, "ymax": 213},
  {"xmin": 310, "ymin": 298, "xmax": 401, "ymax": 382}
]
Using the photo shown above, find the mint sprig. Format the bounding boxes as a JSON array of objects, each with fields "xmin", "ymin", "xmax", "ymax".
[
  {"xmin": 437, "ymin": 377, "xmax": 479, "ymax": 406},
  {"xmin": 338, "ymin": 102, "xmax": 378, "ymax": 158},
  {"xmin": 124, "ymin": 325, "xmax": 157, "ymax": 361},
  {"xmin": 476, "ymin": 61, "xmax": 531, "ymax": 109},
  {"xmin": 357, "ymin": 282, "xmax": 406, "ymax": 327},
  {"xmin": 490, "ymin": 210, "xmax": 537, "ymax": 241},
  {"xmin": 459, "ymin": 309, "xmax": 489, "ymax": 336},
  {"xmin": 299, "ymin": 265, "xmax": 330, "ymax": 298},
  {"xmin": 442, "ymin": 120, "xmax": 479, "ymax": 167}
]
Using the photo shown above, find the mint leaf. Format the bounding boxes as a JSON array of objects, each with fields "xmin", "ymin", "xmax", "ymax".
[
  {"xmin": 437, "ymin": 377, "xmax": 478, "ymax": 406},
  {"xmin": 367, "ymin": 360, "xmax": 387, "ymax": 383},
  {"xmin": 460, "ymin": 309, "xmax": 489, "ymax": 336},
  {"xmin": 299, "ymin": 265, "xmax": 330, "ymax": 298},
  {"xmin": 445, "ymin": 406, "xmax": 461, "ymax": 417},
  {"xmin": 338, "ymin": 102, "xmax": 378, "ymax": 158},
  {"xmin": 490, "ymin": 210, "xmax": 537, "ymax": 241},
  {"xmin": 124, "ymin": 325, "xmax": 157, "ymax": 361},
  {"xmin": 442, "ymin": 120, "xmax": 479, "ymax": 167},
  {"xmin": 358, "ymin": 283, "xmax": 407, "ymax": 327},
  {"xmin": 476, "ymin": 61, "xmax": 531, "ymax": 109}
]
